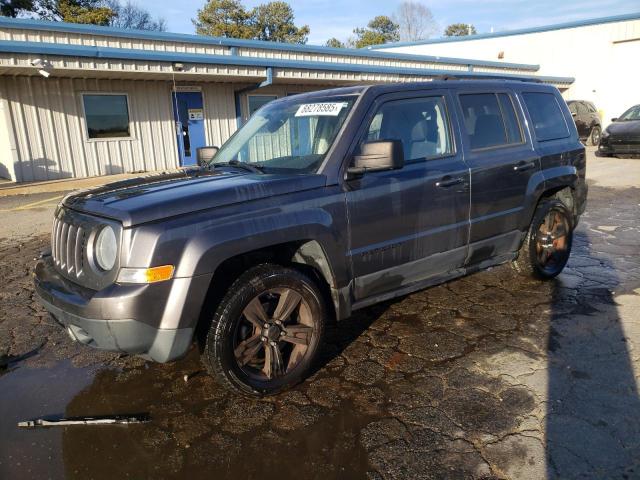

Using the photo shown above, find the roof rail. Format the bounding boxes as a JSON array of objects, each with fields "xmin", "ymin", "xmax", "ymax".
[{"xmin": 432, "ymin": 74, "xmax": 544, "ymax": 83}]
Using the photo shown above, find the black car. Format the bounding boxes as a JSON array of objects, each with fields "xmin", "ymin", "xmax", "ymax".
[
  {"xmin": 34, "ymin": 80, "xmax": 587, "ymax": 396},
  {"xmin": 598, "ymin": 104, "xmax": 640, "ymax": 157},
  {"xmin": 567, "ymin": 100, "xmax": 602, "ymax": 145}
]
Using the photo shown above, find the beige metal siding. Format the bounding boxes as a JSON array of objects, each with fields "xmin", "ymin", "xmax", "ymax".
[{"xmin": 0, "ymin": 76, "xmax": 183, "ymax": 182}]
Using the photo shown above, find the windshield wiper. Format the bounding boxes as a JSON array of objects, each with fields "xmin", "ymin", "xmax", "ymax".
[{"xmin": 211, "ymin": 160, "xmax": 264, "ymax": 174}]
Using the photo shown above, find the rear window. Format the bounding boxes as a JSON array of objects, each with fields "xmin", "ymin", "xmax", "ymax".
[
  {"xmin": 459, "ymin": 93, "xmax": 523, "ymax": 150},
  {"xmin": 523, "ymin": 92, "xmax": 570, "ymax": 141}
]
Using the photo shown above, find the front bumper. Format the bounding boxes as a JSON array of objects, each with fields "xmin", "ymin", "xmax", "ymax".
[
  {"xmin": 599, "ymin": 137, "xmax": 640, "ymax": 155},
  {"xmin": 34, "ymin": 255, "xmax": 209, "ymax": 362}
]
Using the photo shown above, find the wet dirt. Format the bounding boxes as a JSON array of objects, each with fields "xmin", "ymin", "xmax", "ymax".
[{"xmin": 1, "ymin": 185, "xmax": 639, "ymax": 479}]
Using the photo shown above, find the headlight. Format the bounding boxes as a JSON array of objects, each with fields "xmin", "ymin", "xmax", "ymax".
[{"xmin": 94, "ymin": 226, "xmax": 117, "ymax": 271}]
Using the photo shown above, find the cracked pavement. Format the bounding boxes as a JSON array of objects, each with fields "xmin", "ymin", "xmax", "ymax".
[{"xmin": 1, "ymin": 150, "xmax": 639, "ymax": 479}]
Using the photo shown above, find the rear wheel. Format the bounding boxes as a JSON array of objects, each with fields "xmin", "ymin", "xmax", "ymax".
[
  {"xmin": 202, "ymin": 264, "xmax": 325, "ymax": 397},
  {"xmin": 512, "ymin": 199, "xmax": 573, "ymax": 279},
  {"xmin": 590, "ymin": 126, "xmax": 601, "ymax": 146}
]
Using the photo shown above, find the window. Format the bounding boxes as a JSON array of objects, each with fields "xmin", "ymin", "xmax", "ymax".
[
  {"xmin": 82, "ymin": 94, "xmax": 130, "ymax": 139},
  {"xmin": 459, "ymin": 93, "xmax": 523, "ymax": 150},
  {"xmin": 362, "ymin": 96, "xmax": 453, "ymax": 163},
  {"xmin": 522, "ymin": 92, "xmax": 570, "ymax": 141},
  {"xmin": 248, "ymin": 95, "xmax": 277, "ymax": 117}
]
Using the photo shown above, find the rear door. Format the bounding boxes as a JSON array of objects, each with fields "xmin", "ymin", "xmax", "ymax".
[
  {"xmin": 345, "ymin": 90, "xmax": 470, "ymax": 301},
  {"xmin": 455, "ymin": 88, "xmax": 539, "ymax": 265}
]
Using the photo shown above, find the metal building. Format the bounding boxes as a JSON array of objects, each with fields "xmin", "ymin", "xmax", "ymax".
[
  {"xmin": 0, "ymin": 18, "xmax": 573, "ymax": 183},
  {"xmin": 372, "ymin": 13, "xmax": 640, "ymax": 129}
]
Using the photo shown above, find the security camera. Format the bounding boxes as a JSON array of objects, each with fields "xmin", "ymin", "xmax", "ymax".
[{"xmin": 30, "ymin": 58, "xmax": 53, "ymax": 78}]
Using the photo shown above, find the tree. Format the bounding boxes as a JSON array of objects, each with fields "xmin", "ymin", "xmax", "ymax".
[
  {"xmin": 194, "ymin": 0, "xmax": 309, "ymax": 44},
  {"xmin": 353, "ymin": 15, "xmax": 399, "ymax": 48},
  {"xmin": 251, "ymin": 1, "xmax": 308, "ymax": 43},
  {"xmin": 1, "ymin": 0, "xmax": 115, "ymax": 23},
  {"xmin": 444, "ymin": 23, "xmax": 477, "ymax": 37},
  {"xmin": 393, "ymin": 1, "xmax": 437, "ymax": 42},
  {"xmin": 1, "ymin": 0, "xmax": 35, "ymax": 18},
  {"xmin": 194, "ymin": 0, "xmax": 253, "ymax": 38},
  {"xmin": 105, "ymin": 0, "xmax": 166, "ymax": 31},
  {"xmin": 325, "ymin": 37, "xmax": 345, "ymax": 48}
]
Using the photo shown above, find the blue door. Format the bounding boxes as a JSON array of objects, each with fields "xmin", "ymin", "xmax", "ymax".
[{"xmin": 172, "ymin": 91, "xmax": 206, "ymax": 166}]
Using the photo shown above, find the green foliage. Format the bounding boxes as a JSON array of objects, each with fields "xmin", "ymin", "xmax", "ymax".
[
  {"xmin": 353, "ymin": 15, "xmax": 399, "ymax": 48},
  {"xmin": 194, "ymin": 0, "xmax": 309, "ymax": 44},
  {"xmin": 194, "ymin": 0, "xmax": 254, "ymax": 39},
  {"xmin": 1, "ymin": 0, "xmax": 35, "ymax": 18},
  {"xmin": 325, "ymin": 37, "xmax": 345, "ymax": 48},
  {"xmin": 252, "ymin": 1, "xmax": 308, "ymax": 43},
  {"xmin": 444, "ymin": 23, "xmax": 477, "ymax": 37}
]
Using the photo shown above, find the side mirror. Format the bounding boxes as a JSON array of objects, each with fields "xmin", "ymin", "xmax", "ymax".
[
  {"xmin": 347, "ymin": 140, "xmax": 404, "ymax": 179},
  {"xmin": 611, "ymin": 117, "xmax": 618, "ymax": 122},
  {"xmin": 196, "ymin": 146, "xmax": 219, "ymax": 166},
  {"xmin": 571, "ymin": 112, "xmax": 577, "ymax": 117}
]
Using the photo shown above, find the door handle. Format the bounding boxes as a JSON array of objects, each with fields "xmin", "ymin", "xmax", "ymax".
[
  {"xmin": 513, "ymin": 161, "xmax": 536, "ymax": 172},
  {"xmin": 435, "ymin": 176, "xmax": 465, "ymax": 188}
]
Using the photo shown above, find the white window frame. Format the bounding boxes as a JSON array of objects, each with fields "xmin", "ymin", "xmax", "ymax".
[{"xmin": 81, "ymin": 92, "xmax": 134, "ymax": 142}]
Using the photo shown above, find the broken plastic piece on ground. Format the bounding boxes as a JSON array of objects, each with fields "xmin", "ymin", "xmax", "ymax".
[{"xmin": 18, "ymin": 413, "xmax": 150, "ymax": 428}]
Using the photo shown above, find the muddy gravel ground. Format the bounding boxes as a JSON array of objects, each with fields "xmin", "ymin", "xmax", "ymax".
[{"xmin": 1, "ymin": 183, "xmax": 639, "ymax": 479}]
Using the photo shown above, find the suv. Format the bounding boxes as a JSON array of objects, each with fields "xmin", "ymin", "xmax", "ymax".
[
  {"xmin": 35, "ymin": 80, "xmax": 587, "ymax": 396},
  {"xmin": 567, "ymin": 100, "xmax": 601, "ymax": 145}
]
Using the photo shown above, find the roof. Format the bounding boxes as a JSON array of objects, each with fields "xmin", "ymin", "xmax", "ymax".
[
  {"xmin": 371, "ymin": 11, "xmax": 640, "ymax": 49},
  {"xmin": 0, "ymin": 40, "xmax": 575, "ymax": 84},
  {"xmin": 0, "ymin": 16, "xmax": 539, "ymax": 71}
]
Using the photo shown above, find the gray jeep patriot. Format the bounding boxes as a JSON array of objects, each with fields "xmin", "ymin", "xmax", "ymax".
[{"xmin": 35, "ymin": 80, "xmax": 587, "ymax": 396}]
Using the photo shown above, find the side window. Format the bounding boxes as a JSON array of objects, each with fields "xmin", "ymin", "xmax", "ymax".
[
  {"xmin": 497, "ymin": 93, "xmax": 523, "ymax": 144},
  {"xmin": 568, "ymin": 102, "xmax": 577, "ymax": 115},
  {"xmin": 576, "ymin": 102, "xmax": 588, "ymax": 114},
  {"xmin": 587, "ymin": 103, "xmax": 597, "ymax": 114},
  {"xmin": 522, "ymin": 92, "xmax": 570, "ymax": 142},
  {"xmin": 362, "ymin": 96, "xmax": 453, "ymax": 163},
  {"xmin": 459, "ymin": 93, "xmax": 523, "ymax": 150}
]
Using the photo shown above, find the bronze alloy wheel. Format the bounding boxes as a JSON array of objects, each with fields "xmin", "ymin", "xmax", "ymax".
[
  {"xmin": 203, "ymin": 264, "xmax": 325, "ymax": 396},
  {"xmin": 534, "ymin": 208, "xmax": 571, "ymax": 276},
  {"xmin": 233, "ymin": 288, "xmax": 315, "ymax": 381},
  {"xmin": 512, "ymin": 199, "xmax": 573, "ymax": 280}
]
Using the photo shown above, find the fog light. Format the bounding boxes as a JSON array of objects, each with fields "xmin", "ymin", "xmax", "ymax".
[{"xmin": 117, "ymin": 265, "xmax": 175, "ymax": 284}]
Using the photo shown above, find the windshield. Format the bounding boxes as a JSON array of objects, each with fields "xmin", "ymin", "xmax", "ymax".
[
  {"xmin": 619, "ymin": 105, "xmax": 640, "ymax": 121},
  {"xmin": 212, "ymin": 95, "xmax": 357, "ymax": 174}
]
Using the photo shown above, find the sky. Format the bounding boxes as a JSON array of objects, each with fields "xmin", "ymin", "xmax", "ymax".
[{"xmin": 146, "ymin": 0, "xmax": 639, "ymax": 45}]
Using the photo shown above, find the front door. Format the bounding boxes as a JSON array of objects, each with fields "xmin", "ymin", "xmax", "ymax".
[
  {"xmin": 345, "ymin": 92, "xmax": 470, "ymax": 301},
  {"xmin": 173, "ymin": 91, "xmax": 206, "ymax": 166}
]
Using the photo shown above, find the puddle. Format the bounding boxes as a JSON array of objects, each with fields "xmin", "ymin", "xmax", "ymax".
[{"xmin": 0, "ymin": 361, "xmax": 95, "ymax": 479}]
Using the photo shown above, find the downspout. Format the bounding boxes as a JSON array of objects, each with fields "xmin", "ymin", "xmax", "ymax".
[{"xmin": 234, "ymin": 66, "xmax": 274, "ymax": 129}]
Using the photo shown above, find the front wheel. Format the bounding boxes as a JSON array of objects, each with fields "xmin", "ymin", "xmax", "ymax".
[
  {"xmin": 590, "ymin": 126, "xmax": 601, "ymax": 146},
  {"xmin": 512, "ymin": 199, "xmax": 573, "ymax": 279},
  {"xmin": 202, "ymin": 264, "xmax": 325, "ymax": 397}
]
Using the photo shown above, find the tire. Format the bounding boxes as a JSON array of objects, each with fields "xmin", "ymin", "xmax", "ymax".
[
  {"xmin": 202, "ymin": 264, "xmax": 326, "ymax": 397},
  {"xmin": 512, "ymin": 199, "xmax": 573, "ymax": 280},
  {"xmin": 590, "ymin": 126, "xmax": 601, "ymax": 146}
]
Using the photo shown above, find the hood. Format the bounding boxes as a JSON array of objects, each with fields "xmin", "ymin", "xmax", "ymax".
[
  {"xmin": 606, "ymin": 120, "xmax": 640, "ymax": 136},
  {"xmin": 62, "ymin": 167, "xmax": 326, "ymax": 227}
]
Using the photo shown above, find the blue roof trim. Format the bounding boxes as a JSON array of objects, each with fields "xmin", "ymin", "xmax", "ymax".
[
  {"xmin": 371, "ymin": 11, "xmax": 640, "ymax": 49},
  {"xmin": 0, "ymin": 17, "xmax": 539, "ymax": 71},
  {"xmin": 0, "ymin": 40, "xmax": 574, "ymax": 84}
]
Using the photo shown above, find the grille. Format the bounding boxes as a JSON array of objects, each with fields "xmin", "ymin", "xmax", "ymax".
[{"xmin": 51, "ymin": 216, "xmax": 86, "ymax": 278}]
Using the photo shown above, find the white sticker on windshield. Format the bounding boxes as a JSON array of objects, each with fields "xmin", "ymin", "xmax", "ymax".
[{"xmin": 295, "ymin": 102, "xmax": 347, "ymax": 117}]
